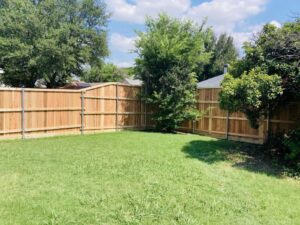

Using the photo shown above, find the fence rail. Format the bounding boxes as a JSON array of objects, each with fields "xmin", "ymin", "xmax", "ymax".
[
  {"xmin": 178, "ymin": 88, "xmax": 299, "ymax": 144},
  {"xmin": 0, "ymin": 83, "xmax": 150, "ymax": 139},
  {"xmin": 0, "ymin": 85, "xmax": 299, "ymax": 143}
]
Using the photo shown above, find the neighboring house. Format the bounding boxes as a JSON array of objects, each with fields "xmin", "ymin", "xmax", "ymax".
[
  {"xmin": 0, "ymin": 69, "xmax": 7, "ymax": 87},
  {"xmin": 123, "ymin": 78, "xmax": 142, "ymax": 86},
  {"xmin": 197, "ymin": 74, "xmax": 224, "ymax": 88},
  {"xmin": 197, "ymin": 64, "xmax": 228, "ymax": 88},
  {"xmin": 61, "ymin": 81, "xmax": 103, "ymax": 89}
]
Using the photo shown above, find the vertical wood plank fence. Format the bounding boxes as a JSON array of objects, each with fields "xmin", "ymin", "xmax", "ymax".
[
  {"xmin": 178, "ymin": 88, "xmax": 300, "ymax": 144},
  {"xmin": 0, "ymin": 83, "xmax": 149, "ymax": 139},
  {"xmin": 0, "ymin": 84, "xmax": 298, "ymax": 143}
]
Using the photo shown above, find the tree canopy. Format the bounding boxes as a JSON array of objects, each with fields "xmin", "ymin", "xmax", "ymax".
[
  {"xmin": 0, "ymin": 0, "xmax": 109, "ymax": 88},
  {"xmin": 82, "ymin": 63, "xmax": 127, "ymax": 82},
  {"xmin": 220, "ymin": 18, "xmax": 300, "ymax": 128},
  {"xmin": 135, "ymin": 14, "xmax": 208, "ymax": 131},
  {"xmin": 196, "ymin": 33, "xmax": 238, "ymax": 81}
]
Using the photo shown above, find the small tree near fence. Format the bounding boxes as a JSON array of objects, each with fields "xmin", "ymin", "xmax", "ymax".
[{"xmin": 134, "ymin": 14, "xmax": 210, "ymax": 132}]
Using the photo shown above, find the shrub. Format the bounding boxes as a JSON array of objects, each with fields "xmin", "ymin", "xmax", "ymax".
[{"xmin": 219, "ymin": 69, "xmax": 283, "ymax": 128}]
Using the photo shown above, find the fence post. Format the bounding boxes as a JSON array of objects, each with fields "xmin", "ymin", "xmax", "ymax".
[
  {"xmin": 225, "ymin": 111, "xmax": 229, "ymax": 140},
  {"xmin": 193, "ymin": 120, "xmax": 196, "ymax": 133},
  {"xmin": 144, "ymin": 101, "xmax": 147, "ymax": 129},
  {"xmin": 208, "ymin": 104, "xmax": 212, "ymax": 134},
  {"xmin": 140, "ymin": 88, "xmax": 143, "ymax": 129},
  {"xmin": 265, "ymin": 107, "xmax": 270, "ymax": 142},
  {"xmin": 21, "ymin": 88, "xmax": 25, "ymax": 139},
  {"xmin": 81, "ymin": 91, "xmax": 85, "ymax": 135},
  {"xmin": 115, "ymin": 83, "xmax": 119, "ymax": 131}
]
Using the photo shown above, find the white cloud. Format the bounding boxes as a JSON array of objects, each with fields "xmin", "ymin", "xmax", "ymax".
[
  {"xmin": 232, "ymin": 24, "xmax": 263, "ymax": 52},
  {"xmin": 106, "ymin": 0, "xmax": 274, "ymax": 54},
  {"xmin": 110, "ymin": 33, "xmax": 137, "ymax": 53},
  {"xmin": 106, "ymin": 0, "xmax": 268, "ymax": 33},
  {"xmin": 186, "ymin": 0, "xmax": 268, "ymax": 34},
  {"xmin": 106, "ymin": 0, "xmax": 191, "ymax": 23}
]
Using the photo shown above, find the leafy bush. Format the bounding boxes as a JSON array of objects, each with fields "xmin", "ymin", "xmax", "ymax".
[
  {"xmin": 263, "ymin": 127, "xmax": 300, "ymax": 175},
  {"xmin": 284, "ymin": 127, "xmax": 300, "ymax": 162},
  {"xmin": 220, "ymin": 18, "xmax": 300, "ymax": 129},
  {"xmin": 219, "ymin": 69, "xmax": 283, "ymax": 128}
]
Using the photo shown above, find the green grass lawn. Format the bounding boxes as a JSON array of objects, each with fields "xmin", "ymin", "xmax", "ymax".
[{"xmin": 0, "ymin": 131, "xmax": 299, "ymax": 225}]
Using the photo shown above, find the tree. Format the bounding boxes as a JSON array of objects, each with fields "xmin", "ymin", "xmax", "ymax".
[
  {"xmin": 0, "ymin": 0, "xmax": 109, "ymax": 88},
  {"xmin": 219, "ymin": 69, "xmax": 283, "ymax": 128},
  {"xmin": 82, "ymin": 63, "xmax": 126, "ymax": 82},
  {"xmin": 197, "ymin": 33, "xmax": 238, "ymax": 81},
  {"xmin": 135, "ymin": 14, "xmax": 209, "ymax": 131},
  {"xmin": 220, "ymin": 18, "xmax": 300, "ymax": 128},
  {"xmin": 208, "ymin": 34, "xmax": 238, "ymax": 77}
]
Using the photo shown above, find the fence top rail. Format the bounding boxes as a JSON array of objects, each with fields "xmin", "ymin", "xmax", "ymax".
[
  {"xmin": 0, "ymin": 82, "xmax": 142, "ymax": 93},
  {"xmin": 0, "ymin": 84, "xmax": 223, "ymax": 92}
]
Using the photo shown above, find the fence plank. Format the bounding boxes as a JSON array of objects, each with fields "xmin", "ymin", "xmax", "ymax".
[{"xmin": 0, "ymin": 84, "xmax": 298, "ymax": 143}]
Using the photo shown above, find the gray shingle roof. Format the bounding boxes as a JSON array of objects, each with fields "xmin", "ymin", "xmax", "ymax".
[
  {"xmin": 123, "ymin": 78, "xmax": 142, "ymax": 86},
  {"xmin": 197, "ymin": 74, "xmax": 224, "ymax": 88}
]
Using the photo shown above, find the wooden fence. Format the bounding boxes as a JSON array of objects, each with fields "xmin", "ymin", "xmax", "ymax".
[
  {"xmin": 0, "ymin": 83, "xmax": 150, "ymax": 139},
  {"xmin": 179, "ymin": 88, "xmax": 300, "ymax": 144},
  {"xmin": 0, "ymin": 84, "xmax": 299, "ymax": 143}
]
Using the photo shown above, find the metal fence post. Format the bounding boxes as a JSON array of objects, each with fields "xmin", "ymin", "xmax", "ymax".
[
  {"xmin": 21, "ymin": 88, "xmax": 25, "ymax": 139},
  {"xmin": 81, "ymin": 91, "xmax": 85, "ymax": 135}
]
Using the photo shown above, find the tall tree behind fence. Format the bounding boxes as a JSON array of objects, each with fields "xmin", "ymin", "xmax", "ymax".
[{"xmin": 0, "ymin": 85, "xmax": 298, "ymax": 143}]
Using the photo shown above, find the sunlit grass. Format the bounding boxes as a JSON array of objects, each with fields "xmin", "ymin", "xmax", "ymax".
[{"xmin": 0, "ymin": 131, "xmax": 299, "ymax": 225}]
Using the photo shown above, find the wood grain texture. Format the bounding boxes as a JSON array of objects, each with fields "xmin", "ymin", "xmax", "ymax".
[
  {"xmin": 0, "ymin": 83, "xmax": 147, "ymax": 139},
  {"xmin": 0, "ymin": 85, "xmax": 298, "ymax": 143},
  {"xmin": 179, "ymin": 88, "xmax": 299, "ymax": 144}
]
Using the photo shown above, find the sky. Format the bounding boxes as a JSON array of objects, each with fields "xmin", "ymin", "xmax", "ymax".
[{"xmin": 104, "ymin": 0, "xmax": 300, "ymax": 68}]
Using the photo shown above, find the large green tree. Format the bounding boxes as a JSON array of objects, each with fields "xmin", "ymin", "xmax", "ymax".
[
  {"xmin": 135, "ymin": 14, "xmax": 210, "ymax": 131},
  {"xmin": 0, "ymin": 0, "xmax": 109, "ymax": 88},
  {"xmin": 220, "ymin": 18, "xmax": 300, "ymax": 128},
  {"xmin": 82, "ymin": 63, "xmax": 126, "ymax": 82},
  {"xmin": 195, "ymin": 33, "xmax": 238, "ymax": 81}
]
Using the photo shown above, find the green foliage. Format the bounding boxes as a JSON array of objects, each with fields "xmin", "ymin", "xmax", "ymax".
[
  {"xmin": 134, "ymin": 14, "xmax": 207, "ymax": 131},
  {"xmin": 284, "ymin": 127, "xmax": 300, "ymax": 161},
  {"xmin": 263, "ymin": 127, "xmax": 300, "ymax": 175},
  {"xmin": 148, "ymin": 66, "xmax": 200, "ymax": 131},
  {"xmin": 220, "ymin": 69, "xmax": 283, "ymax": 128},
  {"xmin": 197, "ymin": 33, "xmax": 238, "ymax": 81},
  {"xmin": 0, "ymin": 0, "xmax": 109, "ymax": 88},
  {"xmin": 82, "ymin": 63, "xmax": 126, "ymax": 82},
  {"xmin": 220, "ymin": 18, "xmax": 300, "ymax": 128},
  {"xmin": 231, "ymin": 19, "xmax": 300, "ymax": 96}
]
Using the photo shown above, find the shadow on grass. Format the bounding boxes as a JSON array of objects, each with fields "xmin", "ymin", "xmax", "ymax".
[{"xmin": 182, "ymin": 139, "xmax": 285, "ymax": 178}]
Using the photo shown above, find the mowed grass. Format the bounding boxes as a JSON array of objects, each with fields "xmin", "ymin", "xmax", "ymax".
[{"xmin": 0, "ymin": 131, "xmax": 299, "ymax": 225}]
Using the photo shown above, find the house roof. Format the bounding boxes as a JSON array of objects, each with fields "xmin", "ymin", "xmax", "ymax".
[
  {"xmin": 197, "ymin": 74, "xmax": 224, "ymax": 88},
  {"xmin": 123, "ymin": 78, "xmax": 142, "ymax": 86},
  {"xmin": 61, "ymin": 82, "xmax": 103, "ymax": 89}
]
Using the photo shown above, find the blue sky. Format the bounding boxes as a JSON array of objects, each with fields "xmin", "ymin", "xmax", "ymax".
[{"xmin": 104, "ymin": 0, "xmax": 300, "ymax": 67}]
